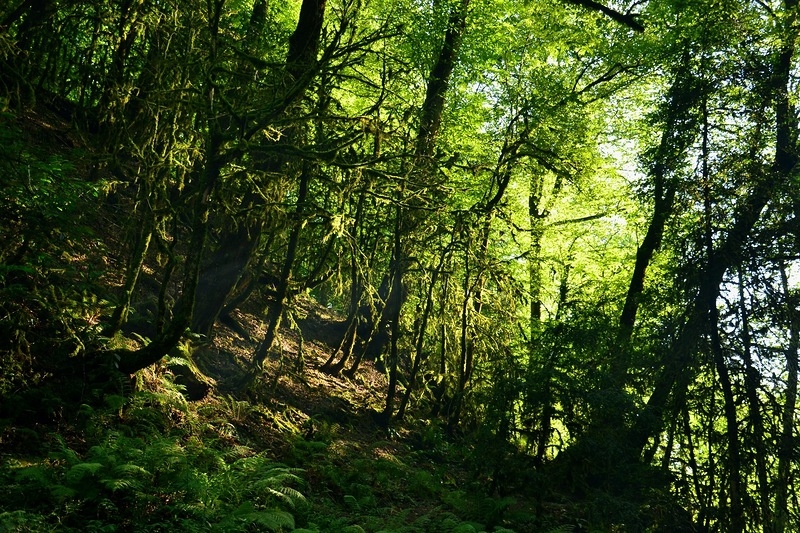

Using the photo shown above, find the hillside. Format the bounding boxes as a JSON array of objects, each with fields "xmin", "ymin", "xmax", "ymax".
[{"xmin": 0, "ymin": 103, "xmax": 551, "ymax": 533}]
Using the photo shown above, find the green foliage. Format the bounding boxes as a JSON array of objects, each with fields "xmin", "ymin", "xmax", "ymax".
[
  {"xmin": 440, "ymin": 489, "xmax": 516, "ymax": 529},
  {"xmin": 282, "ymin": 422, "xmax": 523, "ymax": 533},
  {"xmin": 0, "ymin": 390, "xmax": 306, "ymax": 532},
  {"xmin": 220, "ymin": 393, "xmax": 254, "ymax": 424},
  {"xmin": 0, "ymin": 510, "xmax": 57, "ymax": 532},
  {"xmin": 0, "ymin": 114, "xmax": 110, "ymax": 399}
]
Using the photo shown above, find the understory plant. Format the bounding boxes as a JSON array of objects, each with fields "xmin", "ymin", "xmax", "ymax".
[{"xmin": 0, "ymin": 388, "xmax": 306, "ymax": 532}]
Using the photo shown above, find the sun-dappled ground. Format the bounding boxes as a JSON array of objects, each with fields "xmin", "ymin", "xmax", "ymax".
[{"xmin": 194, "ymin": 292, "xmax": 389, "ymax": 423}]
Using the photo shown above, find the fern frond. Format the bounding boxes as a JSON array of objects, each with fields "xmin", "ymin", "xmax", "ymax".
[
  {"xmin": 50, "ymin": 438, "xmax": 80, "ymax": 465},
  {"xmin": 250, "ymin": 510, "xmax": 295, "ymax": 531},
  {"xmin": 545, "ymin": 526, "xmax": 574, "ymax": 533},
  {"xmin": 86, "ymin": 445, "xmax": 113, "ymax": 464},
  {"xmin": 66, "ymin": 462, "xmax": 105, "ymax": 484},
  {"xmin": 260, "ymin": 485, "xmax": 306, "ymax": 508},
  {"xmin": 14, "ymin": 465, "xmax": 50, "ymax": 485},
  {"xmin": 218, "ymin": 507, "xmax": 295, "ymax": 532},
  {"xmin": 101, "ymin": 477, "xmax": 139, "ymax": 492},
  {"xmin": 50, "ymin": 484, "xmax": 78, "ymax": 501},
  {"xmin": 112, "ymin": 463, "xmax": 151, "ymax": 478}
]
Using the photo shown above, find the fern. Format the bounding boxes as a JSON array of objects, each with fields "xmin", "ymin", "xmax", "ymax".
[
  {"xmin": 14, "ymin": 465, "xmax": 51, "ymax": 485},
  {"xmin": 111, "ymin": 463, "xmax": 150, "ymax": 478},
  {"xmin": 2, "ymin": 382, "xmax": 306, "ymax": 532},
  {"xmin": 99, "ymin": 462, "xmax": 150, "ymax": 493},
  {"xmin": 49, "ymin": 484, "xmax": 78, "ymax": 502},
  {"xmin": 248, "ymin": 509, "xmax": 296, "ymax": 530},
  {"xmin": 104, "ymin": 394, "xmax": 126, "ymax": 414},
  {"xmin": 65, "ymin": 462, "xmax": 105, "ymax": 484},
  {"xmin": 0, "ymin": 510, "xmax": 54, "ymax": 532},
  {"xmin": 100, "ymin": 477, "xmax": 136, "ymax": 492},
  {"xmin": 545, "ymin": 526, "xmax": 575, "ymax": 533},
  {"xmin": 343, "ymin": 494, "xmax": 360, "ymax": 511},
  {"xmin": 214, "ymin": 502, "xmax": 295, "ymax": 532},
  {"xmin": 220, "ymin": 394, "xmax": 252, "ymax": 423},
  {"xmin": 262, "ymin": 485, "xmax": 306, "ymax": 508},
  {"xmin": 50, "ymin": 436, "xmax": 81, "ymax": 465}
]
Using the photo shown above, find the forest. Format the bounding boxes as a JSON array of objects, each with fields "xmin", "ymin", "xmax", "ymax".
[{"xmin": 1, "ymin": 0, "xmax": 799, "ymax": 531}]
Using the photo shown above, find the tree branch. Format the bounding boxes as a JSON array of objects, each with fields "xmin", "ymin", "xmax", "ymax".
[
  {"xmin": 565, "ymin": 0, "xmax": 645, "ymax": 32},
  {"xmin": 547, "ymin": 212, "xmax": 607, "ymax": 227}
]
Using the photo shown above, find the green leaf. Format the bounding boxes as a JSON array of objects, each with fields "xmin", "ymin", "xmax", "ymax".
[{"xmin": 343, "ymin": 494, "xmax": 360, "ymax": 511}]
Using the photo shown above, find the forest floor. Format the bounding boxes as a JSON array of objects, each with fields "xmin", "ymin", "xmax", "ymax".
[{"xmin": 190, "ymin": 294, "xmax": 536, "ymax": 531}]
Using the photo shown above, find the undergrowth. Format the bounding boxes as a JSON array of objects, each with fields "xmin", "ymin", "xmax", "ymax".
[
  {"xmin": 0, "ymin": 370, "xmax": 538, "ymax": 533},
  {"xmin": 0, "ymin": 378, "xmax": 306, "ymax": 532}
]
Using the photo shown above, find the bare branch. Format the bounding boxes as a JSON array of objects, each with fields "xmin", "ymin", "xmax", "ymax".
[{"xmin": 565, "ymin": 0, "xmax": 645, "ymax": 32}]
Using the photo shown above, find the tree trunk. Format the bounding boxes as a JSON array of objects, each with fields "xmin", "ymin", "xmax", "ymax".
[
  {"xmin": 190, "ymin": 0, "xmax": 327, "ymax": 336},
  {"xmin": 379, "ymin": 209, "xmax": 405, "ymax": 425},
  {"xmin": 113, "ymin": 7, "xmax": 227, "ymax": 374},
  {"xmin": 374, "ymin": 0, "xmax": 469, "ymax": 425},
  {"xmin": 774, "ymin": 10, "xmax": 800, "ymax": 524},
  {"xmin": 772, "ymin": 260, "xmax": 800, "ymax": 533},
  {"xmin": 700, "ymin": 86, "xmax": 743, "ymax": 532},
  {"xmin": 321, "ymin": 187, "xmax": 368, "ymax": 374},
  {"xmin": 253, "ymin": 160, "xmax": 312, "ymax": 369},
  {"xmin": 116, "ymin": 133, "xmax": 224, "ymax": 373},
  {"xmin": 631, "ymin": 47, "xmax": 797, "ymax": 462},
  {"xmin": 192, "ymin": 222, "xmax": 259, "ymax": 336},
  {"xmin": 397, "ymin": 248, "xmax": 448, "ymax": 420},
  {"xmin": 709, "ymin": 306, "xmax": 742, "ymax": 532},
  {"xmin": 634, "ymin": 177, "xmax": 777, "ymax": 455},
  {"xmin": 737, "ymin": 268, "xmax": 771, "ymax": 528},
  {"xmin": 343, "ymin": 275, "xmax": 392, "ymax": 378},
  {"xmin": 414, "ymin": 0, "xmax": 470, "ymax": 159},
  {"xmin": 631, "ymin": 0, "xmax": 799, "ymax": 453},
  {"xmin": 611, "ymin": 49, "xmax": 698, "ymax": 385},
  {"xmin": 430, "ymin": 273, "xmax": 451, "ymax": 418},
  {"xmin": 102, "ymin": 181, "xmax": 155, "ymax": 337}
]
